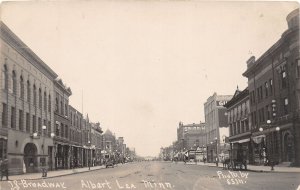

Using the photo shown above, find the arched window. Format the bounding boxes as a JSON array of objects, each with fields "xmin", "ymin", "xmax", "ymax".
[
  {"xmin": 44, "ymin": 91, "xmax": 47, "ymax": 111},
  {"xmin": 27, "ymin": 80, "xmax": 31, "ymax": 102},
  {"xmin": 2, "ymin": 64, "xmax": 8, "ymax": 90},
  {"xmin": 39, "ymin": 88, "xmax": 42, "ymax": 109},
  {"xmin": 33, "ymin": 85, "xmax": 37, "ymax": 106},
  {"xmin": 20, "ymin": 76, "xmax": 24, "ymax": 99},
  {"xmin": 12, "ymin": 71, "xmax": 16, "ymax": 94}
]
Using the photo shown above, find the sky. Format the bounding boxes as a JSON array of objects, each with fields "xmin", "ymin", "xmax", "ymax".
[{"xmin": 0, "ymin": 1, "xmax": 298, "ymax": 157}]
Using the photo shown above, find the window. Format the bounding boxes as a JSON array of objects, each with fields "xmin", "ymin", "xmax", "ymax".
[
  {"xmin": 48, "ymin": 121, "xmax": 51, "ymax": 137},
  {"xmin": 281, "ymin": 68, "xmax": 287, "ymax": 89},
  {"xmin": 12, "ymin": 71, "xmax": 16, "ymax": 95},
  {"xmin": 65, "ymin": 125, "xmax": 68, "ymax": 139},
  {"xmin": 2, "ymin": 103, "xmax": 8, "ymax": 127},
  {"xmin": 27, "ymin": 80, "xmax": 31, "ymax": 102},
  {"xmin": 48, "ymin": 94, "xmax": 51, "ymax": 112},
  {"xmin": 33, "ymin": 85, "xmax": 37, "ymax": 106},
  {"xmin": 266, "ymin": 105, "xmax": 270, "ymax": 120},
  {"xmin": 11, "ymin": 106, "xmax": 16, "ymax": 128},
  {"xmin": 38, "ymin": 117, "xmax": 42, "ymax": 134},
  {"xmin": 26, "ymin": 113, "xmax": 30, "ymax": 132},
  {"xmin": 61, "ymin": 124, "xmax": 64, "ymax": 138},
  {"xmin": 20, "ymin": 76, "xmax": 24, "ymax": 99},
  {"xmin": 265, "ymin": 82, "xmax": 268, "ymax": 98},
  {"xmin": 43, "ymin": 120, "xmax": 47, "ymax": 136},
  {"xmin": 2, "ymin": 64, "xmax": 8, "ymax": 90},
  {"xmin": 60, "ymin": 101, "xmax": 63, "ymax": 115},
  {"xmin": 55, "ymin": 97, "xmax": 59, "ymax": 113},
  {"xmin": 44, "ymin": 92, "xmax": 47, "ymax": 111},
  {"xmin": 65, "ymin": 104, "xmax": 68, "ymax": 116},
  {"xmin": 56, "ymin": 123, "xmax": 60, "ymax": 136},
  {"xmin": 19, "ymin": 110, "xmax": 23, "ymax": 131},
  {"xmin": 283, "ymin": 98, "xmax": 289, "ymax": 115},
  {"xmin": 39, "ymin": 88, "xmax": 42, "ymax": 109},
  {"xmin": 32, "ymin": 115, "xmax": 36, "ymax": 132},
  {"xmin": 269, "ymin": 79, "xmax": 273, "ymax": 95}
]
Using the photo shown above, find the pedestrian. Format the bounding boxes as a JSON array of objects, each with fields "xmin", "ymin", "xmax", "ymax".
[{"xmin": 1, "ymin": 159, "xmax": 9, "ymax": 181}]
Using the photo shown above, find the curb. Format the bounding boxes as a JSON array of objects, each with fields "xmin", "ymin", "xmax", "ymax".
[{"xmin": 8, "ymin": 166, "xmax": 106, "ymax": 181}]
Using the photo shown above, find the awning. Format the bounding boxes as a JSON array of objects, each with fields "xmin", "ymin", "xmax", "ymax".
[
  {"xmin": 230, "ymin": 138, "xmax": 250, "ymax": 144},
  {"xmin": 252, "ymin": 135, "xmax": 266, "ymax": 144},
  {"xmin": 0, "ymin": 135, "xmax": 7, "ymax": 140}
]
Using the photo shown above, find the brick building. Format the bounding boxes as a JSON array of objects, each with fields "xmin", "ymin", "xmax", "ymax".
[
  {"xmin": 53, "ymin": 78, "xmax": 72, "ymax": 169},
  {"xmin": 0, "ymin": 22, "xmax": 57, "ymax": 174},
  {"xmin": 225, "ymin": 87, "xmax": 252, "ymax": 163},
  {"xmin": 243, "ymin": 9, "xmax": 299, "ymax": 166}
]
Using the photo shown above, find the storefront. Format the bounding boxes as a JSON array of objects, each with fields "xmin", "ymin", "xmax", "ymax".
[{"xmin": 252, "ymin": 135, "xmax": 266, "ymax": 165}]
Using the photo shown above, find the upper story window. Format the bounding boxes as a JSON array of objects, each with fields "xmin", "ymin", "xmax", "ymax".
[
  {"xmin": 283, "ymin": 97, "xmax": 289, "ymax": 115},
  {"xmin": 20, "ymin": 76, "xmax": 24, "ymax": 99},
  {"xmin": 33, "ymin": 85, "xmax": 37, "ymax": 106},
  {"xmin": 281, "ymin": 67, "xmax": 287, "ymax": 89},
  {"xmin": 12, "ymin": 71, "xmax": 16, "ymax": 95},
  {"xmin": 60, "ymin": 101, "xmax": 64, "ymax": 115},
  {"xmin": 48, "ymin": 94, "xmax": 51, "ymax": 112},
  {"xmin": 265, "ymin": 82, "xmax": 268, "ymax": 98},
  {"xmin": 44, "ymin": 91, "xmax": 47, "ymax": 111},
  {"xmin": 27, "ymin": 80, "xmax": 31, "ymax": 102},
  {"xmin": 2, "ymin": 64, "xmax": 8, "ymax": 90},
  {"xmin": 39, "ymin": 88, "xmax": 42, "ymax": 109},
  {"xmin": 55, "ymin": 97, "xmax": 59, "ymax": 112}
]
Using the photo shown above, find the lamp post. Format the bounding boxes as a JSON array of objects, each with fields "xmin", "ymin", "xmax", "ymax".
[{"xmin": 41, "ymin": 125, "xmax": 47, "ymax": 177}]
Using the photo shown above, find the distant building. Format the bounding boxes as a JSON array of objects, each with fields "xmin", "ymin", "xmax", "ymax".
[
  {"xmin": 177, "ymin": 122, "xmax": 206, "ymax": 152},
  {"xmin": 243, "ymin": 9, "xmax": 300, "ymax": 166},
  {"xmin": 204, "ymin": 93, "xmax": 232, "ymax": 163}
]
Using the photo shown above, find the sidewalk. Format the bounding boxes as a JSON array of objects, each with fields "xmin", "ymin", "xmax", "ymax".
[
  {"xmin": 176, "ymin": 161, "xmax": 300, "ymax": 173},
  {"xmin": 8, "ymin": 165, "xmax": 106, "ymax": 181}
]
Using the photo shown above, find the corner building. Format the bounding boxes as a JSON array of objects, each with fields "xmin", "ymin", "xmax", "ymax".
[
  {"xmin": 0, "ymin": 22, "xmax": 57, "ymax": 174},
  {"xmin": 243, "ymin": 9, "xmax": 300, "ymax": 166}
]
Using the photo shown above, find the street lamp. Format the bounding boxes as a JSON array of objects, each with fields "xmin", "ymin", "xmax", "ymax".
[
  {"xmin": 41, "ymin": 125, "xmax": 47, "ymax": 177},
  {"xmin": 214, "ymin": 137, "xmax": 218, "ymax": 166}
]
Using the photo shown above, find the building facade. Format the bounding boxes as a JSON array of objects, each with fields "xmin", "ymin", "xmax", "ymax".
[
  {"xmin": 243, "ymin": 9, "xmax": 300, "ymax": 166},
  {"xmin": 53, "ymin": 78, "xmax": 72, "ymax": 170},
  {"xmin": 204, "ymin": 93, "xmax": 232, "ymax": 163},
  {"xmin": 225, "ymin": 87, "xmax": 252, "ymax": 163},
  {"xmin": 0, "ymin": 22, "xmax": 58, "ymax": 174}
]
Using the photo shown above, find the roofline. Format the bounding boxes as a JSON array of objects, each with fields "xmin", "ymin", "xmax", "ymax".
[{"xmin": 0, "ymin": 21, "xmax": 58, "ymax": 80}]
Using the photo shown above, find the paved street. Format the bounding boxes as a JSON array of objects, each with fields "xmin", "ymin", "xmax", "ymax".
[{"xmin": 1, "ymin": 162, "xmax": 299, "ymax": 190}]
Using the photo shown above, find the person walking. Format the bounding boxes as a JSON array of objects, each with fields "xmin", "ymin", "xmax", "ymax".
[{"xmin": 1, "ymin": 159, "xmax": 9, "ymax": 181}]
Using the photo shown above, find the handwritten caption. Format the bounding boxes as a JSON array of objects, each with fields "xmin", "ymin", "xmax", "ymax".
[
  {"xmin": 217, "ymin": 171, "xmax": 249, "ymax": 185},
  {"xmin": 7, "ymin": 179, "xmax": 174, "ymax": 190}
]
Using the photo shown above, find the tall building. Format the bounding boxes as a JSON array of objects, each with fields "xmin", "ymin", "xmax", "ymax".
[
  {"xmin": 204, "ymin": 93, "xmax": 232, "ymax": 162},
  {"xmin": 0, "ymin": 22, "xmax": 58, "ymax": 174},
  {"xmin": 243, "ymin": 9, "xmax": 300, "ymax": 166}
]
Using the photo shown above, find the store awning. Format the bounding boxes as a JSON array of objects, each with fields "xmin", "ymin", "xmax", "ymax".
[
  {"xmin": 230, "ymin": 138, "xmax": 250, "ymax": 144},
  {"xmin": 252, "ymin": 135, "xmax": 266, "ymax": 144}
]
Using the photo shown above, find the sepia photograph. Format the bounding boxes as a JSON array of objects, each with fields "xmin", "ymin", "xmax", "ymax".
[{"xmin": 0, "ymin": 0, "xmax": 299, "ymax": 189}]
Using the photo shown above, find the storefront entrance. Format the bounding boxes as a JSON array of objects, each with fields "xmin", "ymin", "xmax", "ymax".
[{"xmin": 24, "ymin": 143, "xmax": 37, "ymax": 173}]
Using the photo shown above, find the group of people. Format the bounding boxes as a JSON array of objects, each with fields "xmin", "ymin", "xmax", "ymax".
[{"xmin": 0, "ymin": 158, "xmax": 9, "ymax": 181}]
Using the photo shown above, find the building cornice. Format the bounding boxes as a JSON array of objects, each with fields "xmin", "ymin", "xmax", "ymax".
[{"xmin": 0, "ymin": 22, "xmax": 58, "ymax": 80}]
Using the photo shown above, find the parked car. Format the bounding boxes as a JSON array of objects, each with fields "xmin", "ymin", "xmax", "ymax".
[{"xmin": 105, "ymin": 159, "xmax": 114, "ymax": 168}]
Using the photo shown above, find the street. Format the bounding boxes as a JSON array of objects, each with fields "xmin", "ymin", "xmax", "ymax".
[{"xmin": 1, "ymin": 162, "xmax": 299, "ymax": 190}]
